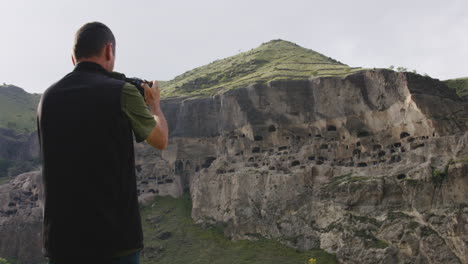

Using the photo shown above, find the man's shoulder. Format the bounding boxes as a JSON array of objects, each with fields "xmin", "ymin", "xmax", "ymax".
[
  {"xmin": 121, "ymin": 82, "xmax": 145, "ymax": 106},
  {"xmin": 121, "ymin": 81, "xmax": 145, "ymax": 98},
  {"xmin": 43, "ymin": 71, "xmax": 128, "ymax": 102},
  {"xmin": 42, "ymin": 71, "xmax": 74, "ymax": 96},
  {"xmin": 122, "ymin": 81, "xmax": 138, "ymax": 91}
]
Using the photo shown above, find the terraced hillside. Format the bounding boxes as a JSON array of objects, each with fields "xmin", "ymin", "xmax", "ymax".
[
  {"xmin": 445, "ymin": 77, "xmax": 468, "ymax": 97},
  {"xmin": 159, "ymin": 39, "xmax": 363, "ymax": 98},
  {"xmin": 0, "ymin": 85, "xmax": 41, "ymax": 134}
]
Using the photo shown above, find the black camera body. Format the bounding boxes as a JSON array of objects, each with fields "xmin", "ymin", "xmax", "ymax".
[
  {"xmin": 125, "ymin": 77, "xmax": 153, "ymax": 98},
  {"xmin": 108, "ymin": 72, "xmax": 152, "ymax": 98}
]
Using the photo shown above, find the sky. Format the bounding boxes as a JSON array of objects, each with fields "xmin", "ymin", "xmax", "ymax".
[{"xmin": 0, "ymin": 0, "xmax": 467, "ymax": 94}]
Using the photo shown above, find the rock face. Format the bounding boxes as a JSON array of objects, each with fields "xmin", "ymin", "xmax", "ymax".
[
  {"xmin": 0, "ymin": 128, "xmax": 40, "ymax": 177},
  {"xmin": 0, "ymin": 171, "xmax": 43, "ymax": 264},
  {"xmin": 1, "ymin": 69, "xmax": 467, "ymax": 264},
  {"xmin": 135, "ymin": 70, "xmax": 468, "ymax": 263}
]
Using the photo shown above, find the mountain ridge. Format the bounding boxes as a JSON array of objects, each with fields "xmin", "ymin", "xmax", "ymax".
[{"xmin": 159, "ymin": 39, "xmax": 363, "ymax": 98}]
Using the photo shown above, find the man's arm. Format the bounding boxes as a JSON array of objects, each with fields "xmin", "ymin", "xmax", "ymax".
[{"xmin": 141, "ymin": 81, "xmax": 168, "ymax": 150}]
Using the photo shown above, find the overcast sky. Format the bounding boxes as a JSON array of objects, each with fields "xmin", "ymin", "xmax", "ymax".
[{"xmin": 0, "ymin": 0, "xmax": 467, "ymax": 94}]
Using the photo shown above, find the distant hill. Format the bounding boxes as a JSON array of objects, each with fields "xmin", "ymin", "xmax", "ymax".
[
  {"xmin": 159, "ymin": 39, "xmax": 363, "ymax": 98},
  {"xmin": 0, "ymin": 86, "xmax": 41, "ymax": 178},
  {"xmin": 0, "ymin": 85, "xmax": 41, "ymax": 134},
  {"xmin": 444, "ymin": 77, "xmax": 468, "ymax": 97}
]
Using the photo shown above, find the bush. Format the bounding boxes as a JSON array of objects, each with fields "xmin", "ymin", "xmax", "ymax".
[{"xmin": 0, "ymin": 258, "xmax": 12, "ymax": 264}]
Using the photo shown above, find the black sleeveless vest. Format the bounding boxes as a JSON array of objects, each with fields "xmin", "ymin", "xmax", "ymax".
[{"xmin": 37, "ymin": 62, "xmax": 143, "ymax": 261}]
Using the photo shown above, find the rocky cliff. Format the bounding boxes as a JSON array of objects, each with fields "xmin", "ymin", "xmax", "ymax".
[
  {"xmin": 0, "ymin": 171, "xmax": 42, "ymax": 263},
  {"xmin": 132, "ymin": 69, "xmax": 468, "ymax": 263},
  {"xmin": 0, "ymin": 128, "xmax": 40, "ymax": 178},
  {"xmin": 0, "ymin": 41, "xmax": 467, "ymax": 264}
]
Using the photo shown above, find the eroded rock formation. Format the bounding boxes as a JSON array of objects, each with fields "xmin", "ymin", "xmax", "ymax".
[{"xmin": 136, "ymin": 70, "xmax": 468, "ymax": 263}]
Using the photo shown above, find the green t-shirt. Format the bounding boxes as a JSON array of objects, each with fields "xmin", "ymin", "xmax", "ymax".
[{"xmin": 121, "ymin": 82, "xmax": 157, "ymax": 142}]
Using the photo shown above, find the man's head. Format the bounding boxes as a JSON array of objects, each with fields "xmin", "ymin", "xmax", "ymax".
[{"xmin": 72, "ymin": 22, "xmax": 116, "ymax": 72}]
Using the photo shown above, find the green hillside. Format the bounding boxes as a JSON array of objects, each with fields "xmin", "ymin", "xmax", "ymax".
[
  {"xmin": 444, "ymin": 77, "xmax": 468, "ymax": 97},
  {"xmin": 140, "ymin": 193, "xmax": 337, "ymax": 264},
  {"xmin": 160, "ymin": 39, "xmax": 363, "ymax": 98},
  {"xmin": 0, "ymin": 85, "xmax": 41, "ymax": 134}
]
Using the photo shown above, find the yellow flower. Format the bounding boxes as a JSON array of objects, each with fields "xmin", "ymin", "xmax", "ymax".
[{"xmin": 308, "ymin": 258, "xmax": 317, "ymax": 264}]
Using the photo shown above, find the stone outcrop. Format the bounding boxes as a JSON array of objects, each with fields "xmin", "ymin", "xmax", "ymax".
[
  {"xmin": 136, "ymin": 70, "xmax": 468, "ymax": 263},
  {"xmin": 1, "ymin": 69, "xmax": 467, "ymax": 263},
  {"xmin": 0, "ymin": 171, "xmax": 42, "ymax": 263}
]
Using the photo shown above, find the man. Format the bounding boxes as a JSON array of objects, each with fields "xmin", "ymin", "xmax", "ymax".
[{"xmin": 36, "ymin": 22, "xmax": 168, "ymax": 264}]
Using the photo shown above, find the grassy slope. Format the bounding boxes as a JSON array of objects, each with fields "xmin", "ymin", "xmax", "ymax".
[
  {"xmin": 444, "ymin": 77, "xmax": 468, "ymax": 97},
  {"xmin": 160, "ymin": 39, "xmax": 363, "ymax": 99},
  {"xmin": 140, "ymin": 193, "xmax": 337, "ymax": 264},
  {"xmin": 0, "ymin": 85, "xmax": 41, "ymax": 134}
]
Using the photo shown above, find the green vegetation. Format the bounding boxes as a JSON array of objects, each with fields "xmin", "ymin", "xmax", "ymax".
[
  {"xmin": 396, "ymin": 66, "xmax": 408, "ymax": 72},
  {"xmin": 420, "ymin": 226, "xmax": 437, "ymax": 237},
  {"xmin": 350, "ymin": 214, "xmax": 382, "ymax": 228},
  {"xmin": 324, "ymin": 221, "xmax": 343, "ymax": 233},
  {"xmin": 386, "ymin": 211, "xmax": 411, "ymax": 222},
  {"xmin": 324, "ymin": 173, "xmax": 370, "ymax": 190},
  {"xmin": 323, "ymin": 216, "xmax": 387, "ymax": 250},
  {"xmin": 140, "ymin": 193, "xmax": 337, "ymax": 264},
  {"xmin": 159, "ymin": 39, "xmax": 363, "ymax": 98},
  {"xmin": 0, "ymin": 258, "xmax": 21, "ymax": 264},
  {"xmin": 407, "ymin": 221, "xmax": 420, "ymax": 230},
  {"xmin": 349, "ymin": 215, "xmax": 387, "ymax": 249},
  {"xmin": 373, "ymin": 240, "xmax": 390, "ymax": 249},
  {"xmin": 0, "ymin": 158, "xmax": 12, "ymax": 178},
  {"xmin": 444, "ymin": 77, "xmax": 468, "ymax": 97},
  {"xmin": 431, "ymin": 159, "xmax": 453, "ymax": 186},
  {"xmin": 0, "ymin": 157, "xmax": 39, "ymax": 178},
  {"xmin": 0, "ymin": 85, "xmax": 41, "ymax": 134},
  {"xmin": 403, "ymin": 178, "xmax": 419, "ymax": 187},
  {"xmin": 388, "ymin": 66, "xmax": 429, "ymax": 76}
]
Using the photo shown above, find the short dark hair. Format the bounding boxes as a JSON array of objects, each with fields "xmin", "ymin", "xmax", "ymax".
[{"xmin": 73, "ymin": 22, "xmax": 115, "ymax": 59}]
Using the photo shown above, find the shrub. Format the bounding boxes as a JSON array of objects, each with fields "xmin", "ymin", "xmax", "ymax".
[{"xmin": 0, "ymin": 258, "xmax": 12, "ymax": 264}]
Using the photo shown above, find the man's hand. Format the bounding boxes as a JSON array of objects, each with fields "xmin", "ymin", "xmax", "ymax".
[
  {"xmin": 141, "ymin": 81, "xmax": 160, "ymax": 107},
  {"xmin": 140, "ymin": 80, "xmax": 168, "ymax": 150}
]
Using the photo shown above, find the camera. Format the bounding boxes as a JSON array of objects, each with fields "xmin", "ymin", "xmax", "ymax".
[
  {"xmin": 125, "ymin": 77, "xmax": 153, "ymax": 98},
  {"xmin": 108, "ymin": 72, "xmax": 152, "ymax": 98}
]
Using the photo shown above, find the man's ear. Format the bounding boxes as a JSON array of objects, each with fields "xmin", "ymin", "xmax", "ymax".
[
  {"xmin": 71, "ymin": 55, "xmax": 76, "ymax": 66},
  {"xmin": 105, "ymin": 43, "xmax": 114, "ymax": 61}
]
